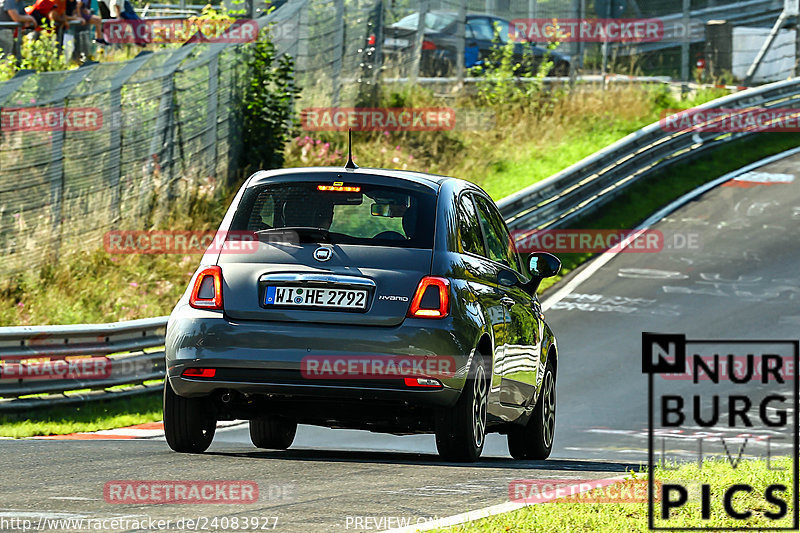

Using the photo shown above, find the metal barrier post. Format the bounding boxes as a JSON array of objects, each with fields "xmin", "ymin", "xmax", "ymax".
[
  {"xmin": 409, "ymin": 0, "xmax": 429, "ymax": 84},
  {"xmin": 144, "ymin": 46, "xmax": 195, "ymax": 220},
  {"xmin": 205, "ymin": 52, "xmax": 219, "ymax": 171},
  {"xmin": 107, "ymin": 52, "xmax": 152, "ymax": 225},
  {"xmin": 455, "ymin": 0, "xmax": 466, "ymax": 84},
  {"xmin": 15, "ymin": 22, "xmax": 22, "ymax": 64},
  {"xmin": 45, "ymin": 64, "xmax": 97, "ymax": 259},
  {"xmin": 331, "ymin": 0, "xmax": 345, "ymax": 106}
]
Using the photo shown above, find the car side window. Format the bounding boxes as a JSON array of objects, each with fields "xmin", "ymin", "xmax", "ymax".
[
  {"xmin": 474, "ymin": 195, "xmax": 522, "ymax": 272},
  {"xmin": 457, "ymin": 193, "xmax": 485, "ymax": 256},
  {"xmin": 467, "ymin": 18, "xmax": 495, "ymax": 41}
]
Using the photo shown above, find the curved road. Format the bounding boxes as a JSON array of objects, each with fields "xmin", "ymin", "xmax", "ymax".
[{"xmin": 1, "ymin": 152, "xmax": 799, "ymax": 532}]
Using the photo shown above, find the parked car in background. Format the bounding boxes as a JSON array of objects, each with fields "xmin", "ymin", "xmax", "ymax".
[{"xmin": 382, "ymin": 11, "xmax": 571, "ymax": 77}]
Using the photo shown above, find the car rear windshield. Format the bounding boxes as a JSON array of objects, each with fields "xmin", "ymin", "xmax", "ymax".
[{"xmin": 230, "ymin": 180, "xmax": 437, "ymax": 249}]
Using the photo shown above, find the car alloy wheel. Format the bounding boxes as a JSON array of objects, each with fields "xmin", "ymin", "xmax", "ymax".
[
  {"xmin": 472, "ymin": 362, "xmax": 488, "ymax": 448},
  {"xmin": 541, "ymin": 369, "xmax": 555, "ymax": 449},
  {"xmin": 435, "ymin": 355, "xmax": 488, "ymax": 462}
]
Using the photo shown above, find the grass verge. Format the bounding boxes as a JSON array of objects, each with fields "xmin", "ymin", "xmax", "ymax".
[
  {"xmin": 0, "ymin": 391, "xmax": 162, "ymax": 438},
  {"xmin": 287, "ymin": 84, "xmax": 726, "ymax": 200},
  {"xmin": 437, "ymin": 458, "xmax": 795, "ymax": 532}
]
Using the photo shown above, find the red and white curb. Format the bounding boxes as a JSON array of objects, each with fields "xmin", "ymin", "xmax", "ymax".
[{"xmin": 18, "ymin": 420, "xmax": 247, "ymax": 440}]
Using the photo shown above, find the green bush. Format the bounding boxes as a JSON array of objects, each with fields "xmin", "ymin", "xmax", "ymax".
[
  {"xmin": 20, "ymin": 25, "xmax": 69, "ymax": 72},
  {"xmin": 469, "ymin": 22, "xmax": 558, "ymax": 109},
  {"xmin": 240, "ymin": 28, "xmax": 300, "ymax": 171},
  {"xmin": 0, "ymin": 25, "xmax": 70, "ymax": 81},
  {"xmin": 0, "ymin": 53, "xmax": 15, "ymax": 82}
]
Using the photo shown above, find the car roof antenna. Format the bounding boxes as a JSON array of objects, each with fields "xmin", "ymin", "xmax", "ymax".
[{"xmin": 345, "ymin": 128, "xmax": 358, "ymax": 170}]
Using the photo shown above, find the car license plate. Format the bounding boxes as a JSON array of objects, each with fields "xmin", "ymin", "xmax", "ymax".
[
  {"xmin": 264, "ymin": 286, "xmax": 368, "ymax": 310},
  {"xmin": 384, "ymin": 37, "xmax": 409, "ymax": 48}
]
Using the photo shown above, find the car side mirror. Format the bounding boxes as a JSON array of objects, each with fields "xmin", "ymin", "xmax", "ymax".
[{"xmin": 528, "ymin": 252, "xmax": 561, "ymax": 278}]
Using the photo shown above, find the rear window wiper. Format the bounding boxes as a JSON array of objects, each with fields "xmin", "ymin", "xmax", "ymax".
[{"xmin": 255, "ymin": 226, "xmax": 331, "ymax": 243}]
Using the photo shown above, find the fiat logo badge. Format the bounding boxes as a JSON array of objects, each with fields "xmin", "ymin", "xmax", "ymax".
[{"xmin": 313, "ymin": 247, "xmax": 332, "ymax": 262}]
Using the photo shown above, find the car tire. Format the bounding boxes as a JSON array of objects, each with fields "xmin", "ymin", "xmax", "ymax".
[
  {"xmin": 551, "ymin": 61, "xmax": 570, "ymax": 77},
  {"xmin": 163, "ymin": 380, "xmax": 216, "ymax": 453},
  {"xmin": 435, "ymin": 355, "xmax": 488, "ymax": 462},
  {"xmin": 421, "ymin": 50, "xmax": 454, "ymax": 77},
  {"xmin": 249, "ymin": 417, "xmax": 297, "ymax": 450},
  {"xmin": 508, "ymin": 358, "xmax": 556, "ymax": 460}
]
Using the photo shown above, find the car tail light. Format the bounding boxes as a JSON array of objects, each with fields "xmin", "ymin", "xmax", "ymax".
[
  {"xmin": 182, "ymin": 368, "xmax": 216, "ymax": 378},
  {"xmin": 189, "ymin": 266, "xmax": 223, "ymax": 310},
  {"xmin": 407, "ymin": 276, "xmax": 449, "ymax": 319},
  {"xmin": 422, "ymin": 40, "xmax": 436, "ymax": 51},
  {"xmin": 404, "ymin": 377, "xmax": 442, "ymax": 388}
]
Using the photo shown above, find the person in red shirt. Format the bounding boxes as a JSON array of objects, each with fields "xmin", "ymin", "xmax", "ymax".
[{"xmin": 25, "ymin": 0, "xmax": 68, "ymax": 28}]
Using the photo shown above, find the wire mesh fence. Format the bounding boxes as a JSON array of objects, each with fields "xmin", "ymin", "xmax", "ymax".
[
  {"xmin": 0, "ymin": 12, "xmax": 292, "ymax": 275},
  {"xmin": 0, "ymin": 0, "xmax": 796, "ymax": 277},
  {"xmin": 283, "ymin": 0, "xmax": 791, "ymax": 104}
]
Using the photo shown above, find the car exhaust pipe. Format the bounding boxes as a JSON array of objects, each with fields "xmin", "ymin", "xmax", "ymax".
[{"xmin": 220, "ymin": 392, "xmax": 232, "ymax": 403}]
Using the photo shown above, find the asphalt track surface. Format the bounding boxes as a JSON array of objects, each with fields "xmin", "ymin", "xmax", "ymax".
[{"xmin": 1, "ymin": 152, "xmax": 799, "ymax": 532}]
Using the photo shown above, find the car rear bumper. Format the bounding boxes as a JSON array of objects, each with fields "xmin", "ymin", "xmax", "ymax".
[{"xmin": 165, "ymin": 305, "xmax": 477, "ymax": 408}]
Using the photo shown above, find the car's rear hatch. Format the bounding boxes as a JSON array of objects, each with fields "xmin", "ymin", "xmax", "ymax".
[
  {"xmin": 217, "ymin": 172, "xmax": 438, "ymax": 327},
  {"xmin": 220, "ymin": 243, "xmax": 431, "ymax": 326}
]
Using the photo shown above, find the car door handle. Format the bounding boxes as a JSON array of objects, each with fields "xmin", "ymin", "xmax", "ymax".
[{"xmin": 500, "ymin": 296, "xmax": 515, "ymax": 307}]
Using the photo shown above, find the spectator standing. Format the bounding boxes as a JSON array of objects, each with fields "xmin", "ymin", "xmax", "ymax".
[
  {"xmin": 65, "ymin": 0, "xmax": 107, "ymax": 43},
  {"xmin": 106, "ymin": 0, "xmax": 137, "ymax": 20}
]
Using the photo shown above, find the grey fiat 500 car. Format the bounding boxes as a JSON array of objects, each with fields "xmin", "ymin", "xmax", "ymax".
[{"xmin": 164, "ymin": 166, "xmax": 560, "ymax": 462}]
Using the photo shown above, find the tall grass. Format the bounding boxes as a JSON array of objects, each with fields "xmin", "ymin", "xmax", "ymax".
[
  {"xmin": 285, "ymin": 83, "xmax": 725, "ymax": 199},
  {"xmin": 0, "ymin": 179, "xmax": 236, "ymax": 326}
]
